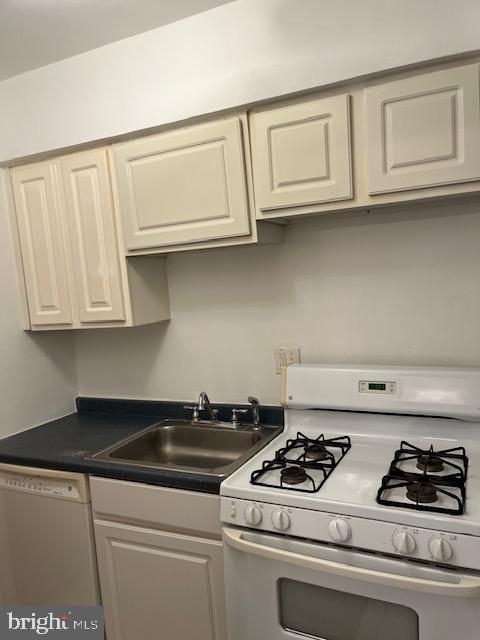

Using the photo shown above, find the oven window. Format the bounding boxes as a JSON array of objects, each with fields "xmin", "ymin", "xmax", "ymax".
[{"xmin": 279, "ymin": 578, "xmax": 419, "ymax": 640}]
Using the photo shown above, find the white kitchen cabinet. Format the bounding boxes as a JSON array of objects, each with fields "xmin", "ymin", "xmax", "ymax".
[
  {"xmin": 11, "ymin": 162, "xmax": 74, "ymax": 327},
  {"xmin": 10, "ymin": 149, "xmax": 170, "ymax": 330},
  {"xmin": 90, "ymin": 477, "xmax": 227, "ymax": 640},
  {"xmin": 366, "ymin": 63, "xmax": 480, "ymax": 194},
  {"xmin": 250, "ymin": 93, "xmax": 353, "ymax": 218},
  {"xmin": 94, "ymin": 522, "xmax": 225, "ymax": 640},
  {"xmin": 114, "ymin": 116, "xmax": 254, "ymax": 252},
  {"xmin": 60, "ymin": 150, "xmax": 126, "ymax": 324}
]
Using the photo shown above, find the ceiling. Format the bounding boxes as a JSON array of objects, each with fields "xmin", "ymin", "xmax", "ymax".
[{"xmin": 0, "ymin": 0, "xmax": 234, "ymax": 81}]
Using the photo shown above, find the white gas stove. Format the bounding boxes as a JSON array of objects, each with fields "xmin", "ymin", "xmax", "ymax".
[{"xmin": 221, "ymin": 365, "xmax": 480, "ymax": 640}]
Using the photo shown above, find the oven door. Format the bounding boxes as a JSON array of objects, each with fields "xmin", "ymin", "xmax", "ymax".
[{"xmin": 223, "ymin": 526, "xmax": 480, "ymax": 640}]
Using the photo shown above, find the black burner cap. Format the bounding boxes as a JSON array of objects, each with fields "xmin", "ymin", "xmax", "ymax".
[
  {"xmin": 304, "ymin": 443, "xmax": 330, "ymax": 461},
  {"xmin": 281, "ymin": 466, "xmax": 307, "ymax": 485},
  {"xmin": 406, "ymin": 481, "xmax": 438, "ymax": 504},
  {"xmin": 416, "ymin": 454, "xmax": 444, "ymax": 473}
]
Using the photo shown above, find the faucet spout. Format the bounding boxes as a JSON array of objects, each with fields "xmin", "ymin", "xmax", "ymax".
[
  {"xmin": 198, "ymin": 392, "xmax": 218, "ymax": 423},
  {"xmin": 248, "ymin": 396, "xmax": 261, "ymax": 428}
]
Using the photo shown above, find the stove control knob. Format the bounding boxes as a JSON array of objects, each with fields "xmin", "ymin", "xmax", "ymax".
[
  {"xmin": 271, "ymin": 510, "xmax": 291, "ymax": 531},
  {"xmin": 328, "ymin": 517, "xmax": 351, "ymax": 542},
  {"xmin": 429, "ymin": 538, "xmax": 453, "ymax": 562},
  {"xmin": 392, "ymin": 531, "xmax": 416, "ymax": 555},
  {"xmin": 244, "ymin": 505, "xmax": 262, "ymax": 526}
]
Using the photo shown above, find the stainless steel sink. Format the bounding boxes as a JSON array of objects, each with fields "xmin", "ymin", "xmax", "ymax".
[{"xmin": 91, "ymin": 420, "xmax": 281, "ymax": 476}]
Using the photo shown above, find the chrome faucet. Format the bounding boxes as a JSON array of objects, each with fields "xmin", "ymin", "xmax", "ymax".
[
  {"xmin": 198, "ymin": 392, "xmax": 218, "ymax": 423},
  {"xmin": 248, "ymin": 396, "xmax": 261, "ymax": 429}
]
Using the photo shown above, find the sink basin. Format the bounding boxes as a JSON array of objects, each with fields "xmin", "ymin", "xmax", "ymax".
[{"xmin": 91, "ymin": 420, "xmax": 281, "ymax": 476}]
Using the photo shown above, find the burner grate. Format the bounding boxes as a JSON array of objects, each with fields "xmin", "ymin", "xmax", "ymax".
[
  {"xmin": 376, "ymin": 440, "xmax": 468, "ymax": 515},
  {"xmin": 250, "ymin": 432, "xmax": 351, "ymax": 493},
  {"xmin": 251, "ymin": 459, "xmax": 328, "ymax": 493},
  {"xmin": 390, "ymin": 441, "xmax": 468, "ymax": 483}
]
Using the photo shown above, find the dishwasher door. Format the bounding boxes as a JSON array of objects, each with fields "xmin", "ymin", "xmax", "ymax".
[{"xmin": 0, "ymin": 463, "xmax": 100, "ymax": 606}]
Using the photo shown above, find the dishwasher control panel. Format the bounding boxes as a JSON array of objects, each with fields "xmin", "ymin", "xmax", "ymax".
[{"xmin": 0, "ymin": 469, "xmax": 84, "ymax": 501}]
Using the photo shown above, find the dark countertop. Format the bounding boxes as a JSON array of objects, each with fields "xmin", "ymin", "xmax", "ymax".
[{"xmin": 0, "ymin": 397, "xmax": 283, "ymax": 494}]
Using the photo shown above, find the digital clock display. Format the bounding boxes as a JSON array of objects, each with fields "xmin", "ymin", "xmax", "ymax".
[{"xmin": 359, "ymin": 380, "xmax": 396, "ymax": 394}]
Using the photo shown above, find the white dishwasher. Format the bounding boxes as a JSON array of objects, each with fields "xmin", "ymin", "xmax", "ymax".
[{"xmin": 0, "ymin": 463, "xmax": 100, "ymax": 606}]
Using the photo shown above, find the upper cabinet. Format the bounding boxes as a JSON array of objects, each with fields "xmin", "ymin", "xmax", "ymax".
[
  {"xmin": 249, "ymin": 60, "xmax": 480, "ymax": 221},
  {"xmin": 366, "ymin": 64, "xmax": 480, "ymax": 194},
  {"xmin": 114, "ymin": 116, "xmax": 260, "ymax": 253},
  {"xmin": 8, "ymin": 58, "xmax": 480, "ymax": 331},
  {"xmin": 250, "ymin": 94, "xmax": 353, "ymax": 218},
  {"xmin": 10, "ymin": 149, "xmax": 170, "ymax": 331},
  {"xmin": 11, "ymin": 162, "xmax": 74, "ymax": 327},
  {"xmin": 60, "ymin": 150, "xmax": 126, "ymax": 324}
]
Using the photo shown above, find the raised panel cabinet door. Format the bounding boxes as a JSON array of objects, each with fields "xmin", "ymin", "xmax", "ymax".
[
  {"xmin": 11, "ymin": 162, "xmax": 73, "ymax": 327},
  {"xmin": 94, "ymin": 521, "xmax": 227, "ymax": 640},
  {"xmin": 61, "ymin": 149, "xmax": 125, "ymax": 323},
  {"xmin": 366, "ymin": 63, "xmax": 480, "ymax": 194},
  {"xmin": 250, "ymin": 94, "xmax": 353, "ymax": 214},
  {"xmin": 114, "ymin": 117, "xmax": 251, "ymax": 251}
]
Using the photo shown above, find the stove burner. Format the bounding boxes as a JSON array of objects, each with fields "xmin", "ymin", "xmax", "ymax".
[
  {"xmin": 304, "ymin": 443, "xmax": 330, "ymax": 461},
  {"xmin": 281, "ymin": 466, "xmax": 307, "ymax": 485},
  {"xmin": 416, "ymin": 454, "xmax": 444, "ymax": 473},
  {"xmin": 406, "ymin": 481, "xmax": 438, "ymax": 504},
  {"xmin": 376, "ymin": 440, "xmax": 468, "ymax": 516},
  {"xmin": 250, "ymin": 432, "xmax": 351, "ymax": 494}
]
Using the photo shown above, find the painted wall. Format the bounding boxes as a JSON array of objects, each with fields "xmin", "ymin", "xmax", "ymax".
[
  {"xmin": 1, "ymin": 0, "xmax": 480, "ymax": 162},
  {"xmin": 0, "ymin": 171, "xmax": 77, "ymax": 438},
  {"xmin": 75, "ymin": 200, "xmax": 480, "ymax": 406}
]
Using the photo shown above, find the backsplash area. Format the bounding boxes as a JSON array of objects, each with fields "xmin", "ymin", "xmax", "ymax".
[{"xmin": 75, "ymin": 199, "xmax": 480, "ymax": 405}]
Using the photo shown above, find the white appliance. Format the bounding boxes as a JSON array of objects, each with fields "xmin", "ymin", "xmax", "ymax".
[
  {"xmin": 221, "ymin": 365, "xmax": 480, "ymax": 640},
  {"xmin": 0, "ymin": 464, "xmax": 100, "ymax": 605}
]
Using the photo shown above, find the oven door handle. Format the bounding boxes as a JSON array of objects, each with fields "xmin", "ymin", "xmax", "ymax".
[{"xmin": 223, "ymin": 527, "xmax": 480, "ymax": 598}]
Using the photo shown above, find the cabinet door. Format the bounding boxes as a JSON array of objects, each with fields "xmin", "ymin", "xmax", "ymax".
[
  {"xmin": 114, "ymin": 118, "xmax": 251, "ymax": 251},
  {"xmin": 11, "ymin": 162, "xmax": 73, "ymax": 327},
  {"xmin": 61, "ymin": 149, "xmax": 126, "ymax": 324},
  {"xmin": 366, "ymin": 64, "xmax": 480, "ymax": 194},
  {"xmin": 94, "ymin": 520, "xmax": 227, "ymax": 640},
  {"xmin": 251, "ymin": 94, "xmax": 352, "ymax": 215}
]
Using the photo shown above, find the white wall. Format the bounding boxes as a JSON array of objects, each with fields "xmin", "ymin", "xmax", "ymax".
[
  {"xmin": 0, "ymin": 171, "xmax": 77, "ymax": 438},
  {"xmin": 75, "ymin": 200, "xmax": 480, "ymax": 406},
  {"xmin": 1, "ymin": 0, "xmax": 480, "ymax": 162}
]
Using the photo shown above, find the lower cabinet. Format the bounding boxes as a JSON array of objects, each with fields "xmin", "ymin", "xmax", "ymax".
[
  {"xmin": 95, "ymin": 521, "xmax": 226, "ymax": 640},
  {"xmin": 90, "ymin": 477, "xmax": 227, "ymax": 640}
]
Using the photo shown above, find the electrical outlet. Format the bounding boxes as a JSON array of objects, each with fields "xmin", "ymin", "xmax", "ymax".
[{"xmin": 274, "ymin": 347, "xmax": 300, "ymax": 374}]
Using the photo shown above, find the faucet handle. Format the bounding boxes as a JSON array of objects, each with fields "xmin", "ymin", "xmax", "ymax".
[
  {"xmin": 231, "ymin": 408, "xmax": 249, "ymax": 428},
  {"xmin": 183, "ymin": 405, "xmax": 200, "ymax": 423}
]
